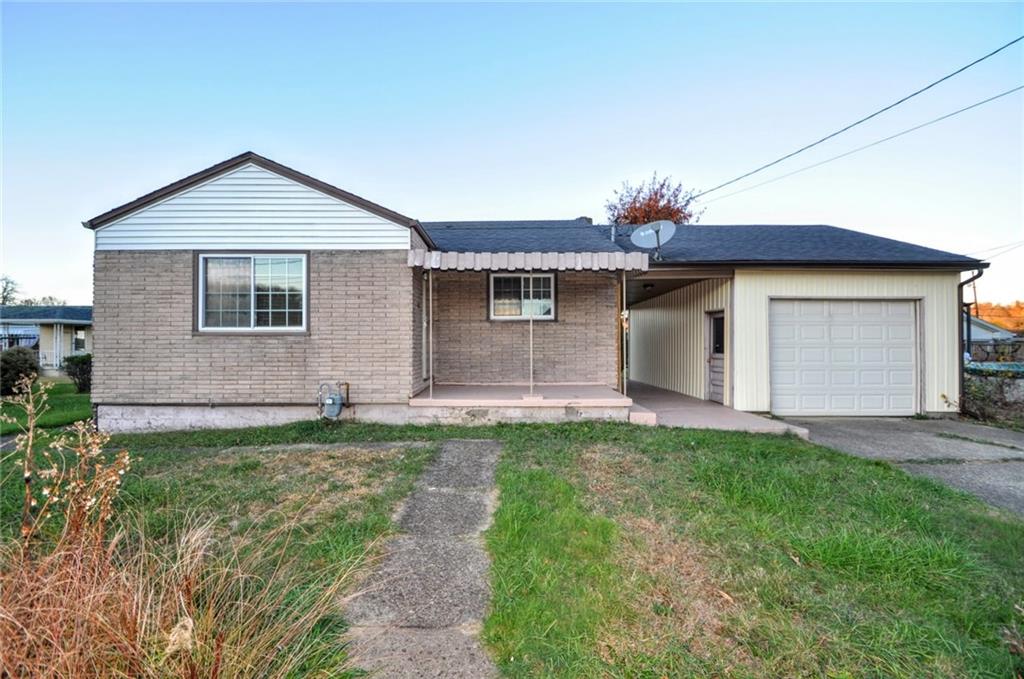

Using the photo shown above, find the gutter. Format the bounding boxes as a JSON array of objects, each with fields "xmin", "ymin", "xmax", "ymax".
[{"xmin": 957, "ymin": 268, "xmax": 985, "ymax": 412}]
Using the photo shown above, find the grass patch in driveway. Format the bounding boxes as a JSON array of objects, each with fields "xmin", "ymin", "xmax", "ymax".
[{"xmin": 103, "ymin": 420, "xmax": 1024, "ymax": 677}]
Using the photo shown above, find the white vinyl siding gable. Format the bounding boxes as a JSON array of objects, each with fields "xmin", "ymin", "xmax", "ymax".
[{"xmin": 94, "ymin": 163, "xmax": 411, "ymax": 251}]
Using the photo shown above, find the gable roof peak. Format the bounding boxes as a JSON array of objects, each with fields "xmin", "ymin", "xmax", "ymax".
[{"xmin": 82, "ymin": 152, "xmax": 436, "ymax": 248}]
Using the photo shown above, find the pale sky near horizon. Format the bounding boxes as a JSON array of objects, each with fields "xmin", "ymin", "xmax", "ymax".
[{"xmin": 2, "ymin": 2, "xmax": 1022, "ymax": 304}]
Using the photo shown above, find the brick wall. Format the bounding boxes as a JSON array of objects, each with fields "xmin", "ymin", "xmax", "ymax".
[
  {"xmin": 92, "ymin": 250, "xmax": 415, "ymax": 405},
  {"xmin": 432, "ymin": 271, "xmax": 619, "ymax": 386}
]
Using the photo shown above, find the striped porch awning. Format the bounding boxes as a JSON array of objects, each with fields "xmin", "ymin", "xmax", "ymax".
[{"xmin": 408, "ymin": 249, "xmax": 648, "ymax": 272}]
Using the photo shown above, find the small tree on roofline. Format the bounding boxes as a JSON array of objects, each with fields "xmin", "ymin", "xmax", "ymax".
[{"xmin": 605, "ymin": 173, "xmax": 701, "ymax": 225}]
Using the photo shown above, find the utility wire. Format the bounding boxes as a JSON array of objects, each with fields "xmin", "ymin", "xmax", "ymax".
[
  {"xmin": 981, "ymin": 241, "xmax": 1024, "ymax": 260},
  {"xmin": 694, "ymin": 35, "xmax": 1024, "ymax": 198},
  {"xmin": 703, "ymin": 85, "xmax": 1024, "ymax": 204},
  {"xmin": 967, "ymin": 239, "xmax": 1024, "ymax": 256}
]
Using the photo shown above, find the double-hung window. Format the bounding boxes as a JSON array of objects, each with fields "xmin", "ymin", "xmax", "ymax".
[
  {"xmin": 489, "ymin": 273, "xmax": 555, "ymax": 320},
  {"xmin": 199, "ymin": 254, "xmax": 307, "ymax": 331}
]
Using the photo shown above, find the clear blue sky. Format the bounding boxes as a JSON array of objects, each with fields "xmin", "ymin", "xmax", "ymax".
[{"xmin": 2, "ymin": 2, "xmax": 1022, "ymax": 303}]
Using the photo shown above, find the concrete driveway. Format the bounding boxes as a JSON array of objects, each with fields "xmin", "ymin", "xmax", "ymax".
[{"xmin": 788, "ymin": 417, "xmax": 1024, "ymax": 516}]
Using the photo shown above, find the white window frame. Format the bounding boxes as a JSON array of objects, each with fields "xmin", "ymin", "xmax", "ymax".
[
  {"xmin": 488, "ymin": 273, "xmax": 556, "ymax": 321},
  {"xmin": 197, "ymin": 253, "xmax": 308, "ymax": 333}
]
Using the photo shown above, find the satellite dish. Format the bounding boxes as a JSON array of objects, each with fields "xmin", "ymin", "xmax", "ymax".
[{"xmin": 629, "ymin": 220, "xmax": 676, "ymax": 260}]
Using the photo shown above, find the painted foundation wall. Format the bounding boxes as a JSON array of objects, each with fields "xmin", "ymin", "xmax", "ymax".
[
  {"xmin": 731, "ymin": 269, "xmax": 961, "ymax": 413},
  {"xmin": 629, "ymin": 279, "xmax": 732, "ymax": 405}
]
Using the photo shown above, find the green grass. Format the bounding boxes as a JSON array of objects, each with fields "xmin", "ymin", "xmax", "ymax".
[
  {"xmin": 0, "ymin": 381, "xmax": 92, "ymax": 435},
  {"xmin": 7, "ymin": 418, "xmax": 1022, "ymax": 677}
]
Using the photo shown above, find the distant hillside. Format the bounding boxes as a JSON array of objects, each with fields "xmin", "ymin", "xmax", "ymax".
[{"xmin": 976, "ymin": 301, "xmax": 1024, "ymax": 333}]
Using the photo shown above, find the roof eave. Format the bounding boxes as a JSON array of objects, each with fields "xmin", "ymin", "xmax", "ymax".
[{"xmin": 650, "ymin": 259, "xmax": 988, "ymax": 271}]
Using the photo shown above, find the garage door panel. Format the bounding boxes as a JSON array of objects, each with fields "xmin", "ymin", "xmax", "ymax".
[{"xmin": 770, "ymin": 299, "xmax": 917, "ymax": 416}]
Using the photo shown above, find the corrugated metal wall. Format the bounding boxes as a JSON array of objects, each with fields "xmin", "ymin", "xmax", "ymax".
[
  {"xmin": 629, "ymin": 278, "xmax": 732, "ymax": 404},
  {"xmin": 95, "ymin": 163, "xmax": 411, "ymax": 251},
  {"xmin": 732, "ymin": 269, "xmax": 961, "ymax": 413}
]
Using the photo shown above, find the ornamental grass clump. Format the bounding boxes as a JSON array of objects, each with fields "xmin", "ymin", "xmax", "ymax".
[{"xmin": 0, "ymin": 375, "xmax": 356, "ymax": 677}]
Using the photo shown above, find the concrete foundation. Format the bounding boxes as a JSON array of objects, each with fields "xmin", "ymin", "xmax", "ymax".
[{"xmin": 97, "ymin": 401, "xmax": 630, "ymax": 433}]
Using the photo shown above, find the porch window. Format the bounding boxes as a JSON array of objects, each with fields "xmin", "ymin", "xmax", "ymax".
[
  {"xmin": 199, "ymin": 254, "xmax": 306, "ymax": 331},
  {"xmin": 72, "ymin": 329, "xmax": 86, "ymax": 352},
  {"xmin": 489, "ymin": 273, "xmax": 555, "ymax": 320}
]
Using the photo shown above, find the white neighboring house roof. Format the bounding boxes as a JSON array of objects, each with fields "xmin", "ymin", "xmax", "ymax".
[{"xmin": 965, "ymin": 315, "xmax": 1016, "ymax": 342}]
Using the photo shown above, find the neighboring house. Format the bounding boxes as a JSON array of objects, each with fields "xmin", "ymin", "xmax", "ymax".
[
  {"xmin": 83, "ymin": 152, "xmax": 986, "ymax": 432},
  {"xmin": 0, "ymin": 305, "xmax": 93, "ymax": 375},
  {"xmin": 964, "ymin": 314, "xmax": 1016, "ymax": 344}
]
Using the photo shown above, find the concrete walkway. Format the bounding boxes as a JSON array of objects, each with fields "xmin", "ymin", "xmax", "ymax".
[
  {"xmin": 791, "ymin": 417, "xmax": 1024, "ymax": 516},
  {"xmin": 627, "ymin": 382, "xmax": 808, "ymax": 438},
  {"xmin": 345, "ymin": 439, "xmax": 501, "ymax": 678}
]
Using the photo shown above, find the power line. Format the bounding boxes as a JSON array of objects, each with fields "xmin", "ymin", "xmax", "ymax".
[
  {"xmin": 983, "ymin": 241, "xmax": 1024, "ymax": 260},
  {"xmin": 703, "ymin": 85, "xmax": 1024, "ymax": 204},
  {"xmin": 968, "ymin": 239, "xmax": 1024, "ymax": 256},
  {"xmin": 694, "ymin": 35, "xmax": 1024, "ymax": 198}
]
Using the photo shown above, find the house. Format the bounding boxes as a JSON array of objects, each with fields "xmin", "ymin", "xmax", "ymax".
[
  {"xmin": 964, "ymin": 314, "xmax": 1016, "ymax": 344},
  {"xmin": 0, "ymin": 305, "xmax": 93, "ymax": 375},
  {"xmin": 83, "ymin": 152, "xmax": 986, "ymax": 432}
]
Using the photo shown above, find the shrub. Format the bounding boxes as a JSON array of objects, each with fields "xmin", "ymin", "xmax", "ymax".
[
  {"xmin": 0, "ymin": 377, "xmax": 356, "ymax": 677},
  {"xmin": 63, "ymin": 353, "xmax": 92, "ymax": 393},
  {"xmin": 0, "ymin": 346, "xmax": 39, "ymax": 395}
]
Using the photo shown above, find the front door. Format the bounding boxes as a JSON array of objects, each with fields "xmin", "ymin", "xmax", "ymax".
[{"xmin": 707, "ymin": 312, "xmax": 725, "ymax": 403}]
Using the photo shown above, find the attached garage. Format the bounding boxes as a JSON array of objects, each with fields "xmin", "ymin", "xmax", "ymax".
[
  {"xmin": 732, "ymin": 269, "xmax": 964, "ymax": 416},
  {"xmin": 769, "ymin": 299, "xmax": 918, "ymax": 416}
]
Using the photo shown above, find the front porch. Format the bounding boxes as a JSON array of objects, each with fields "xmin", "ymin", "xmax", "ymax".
[{"xmin": 410, "ymin": 383, "xmax": 632, "ymax": 408}]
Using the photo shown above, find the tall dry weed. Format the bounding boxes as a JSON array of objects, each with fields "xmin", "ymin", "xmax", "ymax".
[{"xmin": 0, "ymin": 375, "xmax": 356, "ymax": 677}]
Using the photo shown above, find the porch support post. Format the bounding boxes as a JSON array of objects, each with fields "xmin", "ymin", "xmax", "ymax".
[
  {"xmin": 428, "ymin": 269, "xmax": 434, "ymax": 400},
  {"xmin": 528, "ymin": 269, "xmax": 534, "ymax": 396},
  {"xmin": 621, "ymin": 270, "xmax": 627, "ymax": 397}
]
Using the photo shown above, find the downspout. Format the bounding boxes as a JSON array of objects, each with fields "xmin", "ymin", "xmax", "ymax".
[{"xmin": 957, "ymin": 269, "xmax": 984, "ymax": 411}]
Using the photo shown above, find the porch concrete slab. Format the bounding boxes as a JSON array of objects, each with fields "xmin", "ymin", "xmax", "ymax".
[
  {"xmin": 628, "ymin": 382, "xmax": 808, "ymax": 438},
  {"xmin": 411, "ymin": 383, "xmax": 632, "ymax": 408},
  {"xmin": 346, "ymin": 626, "xmax": 498, "ymax": 679}
]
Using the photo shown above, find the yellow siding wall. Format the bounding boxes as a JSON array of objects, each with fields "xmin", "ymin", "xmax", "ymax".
[
  {"xmin": 732, "ymin": 269, "xmax": 961, "ymax": 413},
  {"xmin": 629, "ymin": 279, "xmax": 732, "ymax": 405}
]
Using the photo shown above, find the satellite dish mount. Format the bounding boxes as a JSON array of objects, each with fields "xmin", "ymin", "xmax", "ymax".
[{"xmin": 629, "ymin": 220, "xmax": 677, "ymax": 261}]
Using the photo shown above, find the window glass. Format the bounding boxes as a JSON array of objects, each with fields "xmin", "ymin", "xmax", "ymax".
[
  {"xmin": 253, "ymin": 256, "xmax": 304, "ymax": 328},
  {"xmin": 528, "ymin": 276, "xmax": 554, "ymax": 318},
  {"xmin": 712, "ymin": 315, "xmax": 725, "ymax": 354},
  {"xmin": 204, "ymin": 257, "xmax": 251, "ymax": 328},
  {"xmin": 492, "ymin": 276, "xmax": 523, "ymax": 317},
  {"xmin": 201, "ymin": 255, "xmax": 304, "ymax": 330},
  {"xmin": 491, "ymin": 274, "xmax": 554, "ymax": 319}
]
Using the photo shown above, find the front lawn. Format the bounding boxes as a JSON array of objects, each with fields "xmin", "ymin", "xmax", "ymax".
[
  {"xmin": 0, "ymin": 381, "xmax": 91, "ymax": 435},
  {"xmin": 110, "ymin": 419, "xmax": 1024, "ymax": 678},
  {"xmin": 6, "ymin": 418, "xmax": 1021, "ymax": 677}
]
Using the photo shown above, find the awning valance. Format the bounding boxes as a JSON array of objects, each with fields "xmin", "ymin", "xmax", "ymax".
[{"xmin": 408, "ymin": 249, "xmax": 648, "ymax": 272}]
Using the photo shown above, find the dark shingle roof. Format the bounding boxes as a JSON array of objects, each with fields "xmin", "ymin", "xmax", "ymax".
[
  {"xmin": 616, "ymin": 224, "xmax": 983, "ymax": 267},
  {"xmin": 423, "ymin": 220, "xmax": 982, "ymax": 268},
  {"xmin": 423, "ymin": 220, "xmax": 623, "ymax": 253},
  {"xmin": 0, "ymin": 306, "xmax": 92, "ymax": 323}
]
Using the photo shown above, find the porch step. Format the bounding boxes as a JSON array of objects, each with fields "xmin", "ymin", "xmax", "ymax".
[{"xmin": 628, "ymin": 404, "xmax": 657, "ymax": 426}]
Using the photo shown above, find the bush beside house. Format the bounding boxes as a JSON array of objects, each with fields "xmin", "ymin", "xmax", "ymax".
[
  {"xmin": 0, "ymin": 347, "xmax": 39, "ymax": 395},
  {"xmin": 63, "ymin": 353, "xmax": 92, "ymax": 393}
]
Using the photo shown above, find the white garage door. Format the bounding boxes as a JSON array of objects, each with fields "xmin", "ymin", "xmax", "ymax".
[{"xmin": 769, "ymin": 299, "xmax": 917, "ymax": 416}]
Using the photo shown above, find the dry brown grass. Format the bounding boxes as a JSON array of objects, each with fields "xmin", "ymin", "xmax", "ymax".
[
  {"xmin": 0, "ymin": 376, "xmax": 359, "ymax": 678},
  {"xmin": 577, "ymin": 445, "xmax": 756, "ymax": 670}
]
